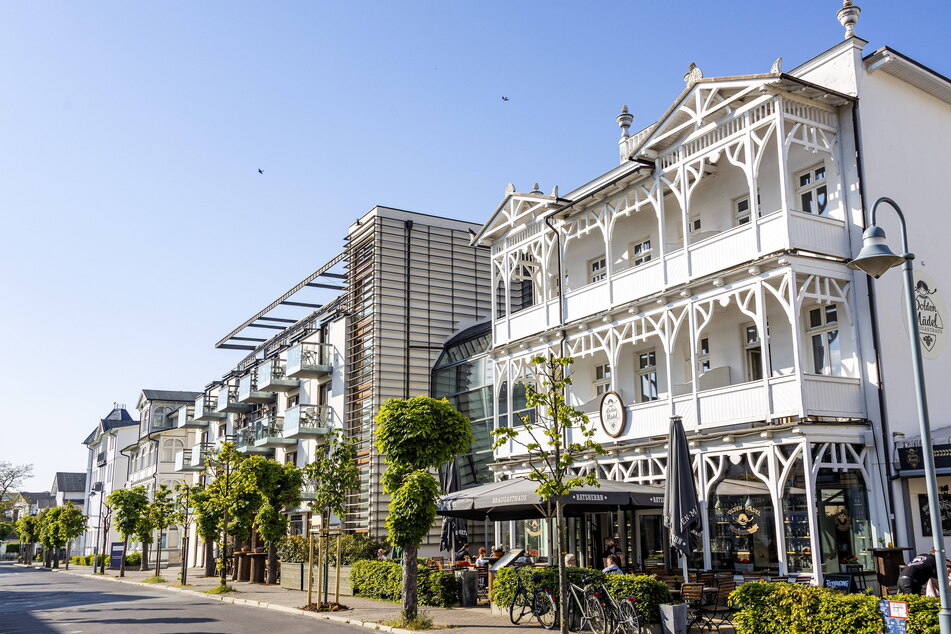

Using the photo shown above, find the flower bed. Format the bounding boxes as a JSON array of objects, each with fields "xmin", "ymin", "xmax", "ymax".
[{"xmin": 350, "ymin": 559, "xmax": 460, "ymax": 607}]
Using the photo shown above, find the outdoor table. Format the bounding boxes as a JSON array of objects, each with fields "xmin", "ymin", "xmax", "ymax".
[
  {"xmin": 248, "ymin": 552, "xmax": 268, "ymax": 584},
  {"xmin": 233, "ymin": 553, "xmax": 250, "ymax": 582}
]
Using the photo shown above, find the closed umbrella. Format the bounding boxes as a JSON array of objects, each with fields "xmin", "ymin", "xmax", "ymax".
[
  {"xmin": 663, "ymin": 416, "xmax": 701, "ymax": 574},
  {"xmin": 439, "ymin": 460, "xmax": 467, "ymax": 557}
]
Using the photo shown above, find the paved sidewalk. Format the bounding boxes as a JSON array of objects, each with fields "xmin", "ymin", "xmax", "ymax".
[{"xmin": 47, "ymin": 564, "xmax": 736, "ymax": 633}]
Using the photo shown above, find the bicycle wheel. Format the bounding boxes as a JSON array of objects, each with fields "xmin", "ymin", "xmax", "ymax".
[
  {"xmin": 510, "ymin": 589, "xmax": 533, "ymax": 625},
  {"xmin": 584, "ymin": 592, "xmax": 607, "ymax": 634},
  {"xmin": 617, "ymin": 599, "xmax": 640, "ymax": 634},
  {"xmin": 534, "ymin": 589, "xmax": 558, "ymax": 630}
]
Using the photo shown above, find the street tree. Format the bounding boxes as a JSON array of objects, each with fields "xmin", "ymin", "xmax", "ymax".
[
  {"xmin": 57, "ymin": 503, "xmax": 87, "ymax": 570},
  {"xmin": 302, "ymin": 428, "xmax": 359, "ymax": 524},
  {"xmin": 0, "ymin": 462, "xmax": 33, "ymax": 517},
  {"xmin": 241, "ymin": 456, "xmax": 303, "ymax": 584},
  {"xmin": 134, "ymin": 511, "xmax": 155, "ymax": 571},
  {"xmin": 106, "ymin": 486, "xmax": 149, "ymax": 577},
  {"xmin": 0, "ymin": 521, "xmax": 14, "ymax": 541},
  {"xmin": 147, "ymin": 484, "xmax": 175, "ymax": 578},
  {"xmin": 491, "ymin": 355, "xmax": 605, "ymax": 634},
  {"xmin": 189, "ymin": 483, "xmax": 222, "ymax": 577},
  {"xmin": 375, "ymin": 396, "xmax": 472, "ymax": 622},
  {"xmin": 38, "ymin": 506, "xmax": 65, "ymax": 568},
  {"xmin": 172, "ymin": 483, "xmax": 194, "ymax": 585},
  {"xmin": 206, "ymin": 442, "xmax": 255, "ymax": 586},
  {"xmin": 14, "ymin": 514, "xmax": 39, "ymax": 564}
]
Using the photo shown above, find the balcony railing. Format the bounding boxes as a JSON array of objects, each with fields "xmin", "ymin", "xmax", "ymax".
[
  {"xmin": 238, "ymin": 371, "xmax": 276, "ymax": 404},
  {"xmin": 286, "ymin": 342, "xmax": 333, "ymax": 379},
  {"xmin": 96, "ymin": 452, "xmax": 107, "ymax": 467},
  {"xmin": 174, "ymin": 406, "xmax": 206, "ymax": 429},
  {"xmin": 254, "ymin": 416, "xmax": 297, "ymax": 449},
  {"xmin": 284, "ymin": 405, "xmax": 332, "ymax": 439},
  {"xmin": 194, "ymin": 395, "xmax": 225, "ymax": 421},
  {"xmin": 258, "ymin": 358, "xmax": 300, "ymax": 393},
  {"xmin": 217, "ymin": 385, "xmax": 251, "ymax": 414}
]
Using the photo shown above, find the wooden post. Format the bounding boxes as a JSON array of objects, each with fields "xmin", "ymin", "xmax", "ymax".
[
  {"xmin": 316, "ymin": 530, "xmax": 324, "ymax": 608},
  {"xmin": 335, "ymin": 532, "xmax": 343, "ymax": 605},
  {"xmin": 306, "ymin": 532, "xmax": 315, "ymax": 606}
]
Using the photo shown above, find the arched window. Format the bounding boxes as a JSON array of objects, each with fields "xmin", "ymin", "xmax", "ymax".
[
  {"xmin": 152, "ymin": 406, "xmax": 173, "ymax": 430},
  {"xmin": 161, "ymin": 438, "xmax": 184, "ymax": 463}
]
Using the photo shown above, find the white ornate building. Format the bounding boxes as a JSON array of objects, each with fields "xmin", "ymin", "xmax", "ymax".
[{"xmin": 474, "ymin": 9, "xmax": 951, "ymax": 582}]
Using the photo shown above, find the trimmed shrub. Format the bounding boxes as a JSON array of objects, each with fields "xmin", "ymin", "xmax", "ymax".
[
  {"xmin": 71, "ymin": 556, "xmax": 84, "ymax": 565},
  {"xmin": 340, "ymin": 533, "xmax": 389, "ymax": 564},
  {"xmin": 125, "ymin": 552, "xmax": 141, "ymax": 567},
  {"xmin": 603, "ymin": 574, "xmax": 672, "ymax": 625},
  {"xmin": 730, "ymin": 581, "xmax": 887, "ymax": 634},
  {"xmin": 892, "ymin": 594, "xmax": 939, "ymax": 634},
  {"xmin": 350, "ymin": 560, "xmax": 460, "ymax": 607},
  {"xmin": 277, "ymin": 535, "xmax": 309, "ymax": 564}
]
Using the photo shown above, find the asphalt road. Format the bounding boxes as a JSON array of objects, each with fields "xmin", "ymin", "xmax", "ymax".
[{"xmin": 0, "ymin": 563, "xmax": 360, "ymax": 633}]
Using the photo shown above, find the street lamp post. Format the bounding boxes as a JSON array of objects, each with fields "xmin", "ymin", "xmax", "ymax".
[{"xmin": 848, "ymin": 196, "xmax": 951, "ymax": 633}]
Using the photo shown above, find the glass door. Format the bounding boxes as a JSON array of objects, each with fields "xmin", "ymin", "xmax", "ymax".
[{"xmin": 636, "ymin": 510, "xmax": 665, "ymax": 570}]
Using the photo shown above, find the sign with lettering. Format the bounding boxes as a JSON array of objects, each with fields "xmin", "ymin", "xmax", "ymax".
[
  {"xmin": 823, "ymin": 573, "xmax": 856, "ymax": 593},
  {"xmin": 880, "ymin": 599, "xmax": 909, "ymax": 634},
  {"xmin": 599, "ymin": 391, "xmax": 626, "ymax": 438},
  {"xmin": 897, "ymin": 444, "xmax": 951, "ymax": 472},
  {"xmin": 109, "ymin": 542, "xmax": 124, "ymax": 569},
  {"xmin": 726, "ymin": 505, "xmax": 761, "ymax": 536},
  {"xmin": 902, "ymin": 271, "xmax": 947, "ymax": 360},
  {"xmin": 917, "ymin": 493, "xmax": 951, "ymax": 537}
]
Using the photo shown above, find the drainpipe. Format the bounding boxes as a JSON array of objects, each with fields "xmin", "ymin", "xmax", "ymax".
[
  {"xmin": 404, "ymin": 220, "xmax": 414, "ymax": 399},
  {"xmin": 851, "ymin": 100, "xmax": 899, "ymax": 541}
]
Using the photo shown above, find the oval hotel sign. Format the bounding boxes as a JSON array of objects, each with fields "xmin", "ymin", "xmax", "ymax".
[{"xmin": 599, "ymin": 391, "xmax": 626, "ymax": 438}]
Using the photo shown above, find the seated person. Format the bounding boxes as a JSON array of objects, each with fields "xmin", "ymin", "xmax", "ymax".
[
  {"xmin": 603, "ymin": 554, "xmax": 623, "ymax": 575},
  {"xmin": 564, "ymin": 553, "xmax": 577, "ymax": 567},
  {"xmin": 455, "ymin": 543, "xmax": 471, "ymax": 561},
  {"xmin": 475, "ymin": 547, "xmax": 490, "ymax": 566}
]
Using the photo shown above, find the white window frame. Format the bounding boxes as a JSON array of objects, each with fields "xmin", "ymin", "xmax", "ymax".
[
  {"xmin": 636, "ymin": 349, "xmax": 658, "ymax": 402},
  {"xmin": 594, "ymin": 363, "xmax": 612, "ymax": 397},
  {"xmin": 688, "ymin": 216, "xmax": 702, "ymax": 235},
  {"xmin": 743, "ymin": 323, "xmax": 763, "ymax": 382},
  {"xmin": 796, "ymin": 163, "xmax": 828, "ymax": 216},
  {"xmin": 629, "ymin": 238, "xmax": 653, "ymax": 268},
  {"xmin": 589, "ymin": 256, "xmax": 607, "ymax": 284},
  {"xmin": 697, "ymin": 337, "xmax": 711, "ymax": 374},
  {"xmin": 734, "ymin": 196, "xmax": 751, "ymax": 226},
  {"xmin": 806, "ymin": 304, "xmax": 841, "ymax": 376}
]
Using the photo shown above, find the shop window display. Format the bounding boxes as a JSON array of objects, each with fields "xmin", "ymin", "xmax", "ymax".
[
  {"xmin": 708, "ymin": 458, "xmax": 778, "ymax": 572},
  {"xmin": 817, "ymin": 468, "xmax": 872, "ymax": 573},
  {"xmin": 781, "ymin": 458, "xmax": 812, "ymax": 573}
]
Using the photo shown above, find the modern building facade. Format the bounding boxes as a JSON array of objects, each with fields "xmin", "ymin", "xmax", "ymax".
[
  {"xmin": 171, "ymin": 205, "xmax": 491, "ymax": 565},
  {"xmin": 472, "ymin": 12, "xmax": 951, "ymax": 582},
  {"xmin": 81, "ymin": 405, "xmax": 138, "ymax": 557}
]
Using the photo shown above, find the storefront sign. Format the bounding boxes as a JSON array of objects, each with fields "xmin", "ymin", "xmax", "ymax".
[
  {"xmin": 902, "ymin": 271, "xmax": 947, "ymax": 360},
  {"xmin": 917, "ymin": 493, "xmax": 951, "ymax": 537},
  {"xmin": 897, "ymin": 444, "xmax": 951, "ymax": 472},
  {"xmin": 726, "ymin": 505, "xmax": 761, "ymax": 535},
  {"xmin": 824, "ymin": 573, "xmax": 856, "ymax": 593},
  {"xmin": 879, "ymin": 600, "xmax": 909, "ymax": 634},
  {"xmin": 599, "ymin": 391, "xmax": 626, "ymax": 438}
]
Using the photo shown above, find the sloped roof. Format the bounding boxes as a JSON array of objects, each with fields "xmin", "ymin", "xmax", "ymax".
[
  {"xmin": 141, "ymin": 390, "xmax": 202, "ymax": 403},
  {"xmin": 19, "ymin": 491, "xmax": 54, "ymax": 507},
  {"xmin": 54, "ymin": 472, "xmax": 87, "ymax": 494},
  {"xmin": 83, "ymin": 406, "xmax": 139, "ymax": 445}
]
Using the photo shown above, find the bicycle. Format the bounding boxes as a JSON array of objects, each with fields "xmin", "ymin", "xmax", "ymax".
[
  {"xmin": 509, "ymin": 569, "xmax": 558, "ymax": 629},
  {"xmin": 584, "ymin": 577, "xmax": 641, "ymax": 634},
  {"xmin": 558, "ymin": 574, "xmax": 605, "ymax": 633}
]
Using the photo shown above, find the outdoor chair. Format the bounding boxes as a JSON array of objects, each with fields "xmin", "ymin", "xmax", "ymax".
[
  {"xmin": 794, "ymin": 575, "xmax": 812, "ymax": 585},
  {"xmin": 680, "ymin": 583, "xmax": 706, "ymax": 631},
  {"xmin": 742, "ymin": 574, "xmax": 763, "ymax": 583},
  {"xmin": 699, "ymin": 581, "xmax": 736, "ymax": 630},
  {"xmin": 845, "ymin": 563, "xmax": 867, "ymax": 591}
]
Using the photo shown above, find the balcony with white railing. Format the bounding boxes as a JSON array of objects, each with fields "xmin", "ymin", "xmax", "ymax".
[
  {"xmin": 286, "ymin": 342, "xmax": 333, "ymax": 379},
  {"xmin": 235, "ymin": 426, "xmax": 271, "ymax": 455},
  {"xmin": 284, "ymin": 404, "xmax": 332, "ymax": 439},
  {"xmin": 253, "ymin": 415, "xmax": 296, "ymax": 449},
  {"xmin": 258, "ymin": 358, "xmax": 300, "ymax": 393},
  {"xmin": 194, "ymin": 395, "xmax": 225, "ymax": 421},
  {"xmin": 238, "ymin": 371, "xmax": 276, "ymax": 405},
  {"xmin": 216, "ymin": 385, "xmax": 251, "ymax": 414},
  {"xmin": 174, "ymin": 443, "xmax": 213, "ymax": 472},
  {"xmin": 174, "ymin": 406, "xmax": 205, "ymax": 429}
]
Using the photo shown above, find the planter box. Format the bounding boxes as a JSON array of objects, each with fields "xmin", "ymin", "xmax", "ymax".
[{"xmin": 280, "ymin": 562, "xmax": 352, "ymax": 595}]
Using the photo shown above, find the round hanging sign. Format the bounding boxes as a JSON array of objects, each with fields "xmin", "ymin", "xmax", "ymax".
[{"xmin": 599, "ymin": 391, "xmax": 626, "ymax": 438}]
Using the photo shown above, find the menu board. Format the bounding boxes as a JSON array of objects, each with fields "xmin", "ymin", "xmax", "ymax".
[
  {"xmin": 918, "ymin": 494, "xmax": 951, "ymax": 537},
  {"xmin": 489, "ymin": 548, "xmax": 526, "ymax": 573}
]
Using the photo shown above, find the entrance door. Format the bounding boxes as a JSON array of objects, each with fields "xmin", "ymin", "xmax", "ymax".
[{"xmin": 635, "ymin": 510, "xmax": 665, "ymax": 570}]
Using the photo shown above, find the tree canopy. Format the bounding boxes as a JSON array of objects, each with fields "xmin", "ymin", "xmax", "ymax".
[
  {"xmin": 302, "ymin": 428, "xmax": 359, "ymax": 522},
  {"xmin": 0, "ymin": 462, "xmax": 33, "ymax": 517}
]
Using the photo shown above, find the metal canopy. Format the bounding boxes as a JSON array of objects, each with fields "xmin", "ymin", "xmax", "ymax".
[{"xmin": 215, "ymin": 251, "xmax": 347, "ymax": 350}]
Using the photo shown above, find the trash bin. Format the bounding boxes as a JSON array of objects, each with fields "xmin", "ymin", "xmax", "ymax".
[
  {"xmin": 457, "ymin": 570, "xmax": 478, "ymax": 607},
  {"xmin": 659, "ymin": 603, "xmax": 688, "ymax": 634}
]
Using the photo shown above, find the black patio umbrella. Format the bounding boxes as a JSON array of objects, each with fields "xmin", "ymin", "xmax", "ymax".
[
  {"xmin": 663, "ymin": 416, "xmax": 701, "ymax": 562},
  {"xmin": 439, "ymin": 460, "xmax": 468, "ymax": 556},
  {"xmin": 438, "ymin": 477, "xmax": 664, "ymax": 522}
]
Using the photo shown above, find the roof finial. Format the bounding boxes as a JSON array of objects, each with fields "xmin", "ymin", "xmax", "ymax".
[
  {"xmin": 837, "ymin": 0, "xmax": 861, "ymax": 39},
  {"xmin": 617, "ymin": 105, "xmax": 633, "ymax": 139},
  {"xmin": 683, "ymin": 63, "xmax": 703, "ymax": 86},
  {"xmin": 531, "ymin": 183, "xmax": 542, "ymax": 194}
]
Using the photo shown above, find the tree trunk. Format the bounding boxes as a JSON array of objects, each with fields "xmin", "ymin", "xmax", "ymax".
[
  {"xmin": 119, "ymin": 537, "xmax": 128, "ymax": 577},
  {"xmin": 267, "ymin": 541, "xmax": 278, "ymax": 585},
  {"xmin": 204, "ymin": 540, "xmax": 215, "ymax": 577},
  {"xmin": 155, "ymin": 530, "xmax": 163, "ymax": 578},
  {"xmin": 52, "ymin": 547, "xmax": 60, "ymax": 569},
  {"xmin": 557, "ymin": 498, "xmax": 569, "ymax": 634},
  {"xmin": 44, "ymin": 548, "xmax": 51, "ymax": 568},
  {"xmin": 141, "ymin": 541, "xmax": 150, "ymax": 571},
  {"xmin": 402, "ymin": 542, "xmax": 418, "ymax": 621},
  {"xmin": 65, "ymin": 541, "xmax": 70, "ymax": 570}
]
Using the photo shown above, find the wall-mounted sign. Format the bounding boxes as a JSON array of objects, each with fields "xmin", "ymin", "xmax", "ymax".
[
  {"xmin": 897, "ymin": 444, "xmax": 951, "ymax": 472},
  {"xmin": 917, "ymin": 493, "xmax": 951, "ymax": 537},
  {"xmin": 726, "ymin": 505, "xmax": 761, "ymax": 535},
  {"xmin": 599, "ymin": 391, "xmax": 626, "ymax": 438},
  {"xmin": 902, "ymin": 271, "xmax": 947, "ymax": 360}
]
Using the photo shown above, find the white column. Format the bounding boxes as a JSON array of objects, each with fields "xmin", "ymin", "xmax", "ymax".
[{"xmin": 803, "ymin": 440, "xmax": 823, "ymax": 583}]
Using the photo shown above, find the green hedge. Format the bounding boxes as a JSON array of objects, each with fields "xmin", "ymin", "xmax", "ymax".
[
  {"xmin": 490, "ymin": 567, "xmax": 671, "ymax": 625},
  {"xmin": 125, "ymin": 552, "xmax": 141, "ymax": 567},
  {"xmin": 350, "ymin": 560, "xmax": 460, "ymax": 607},
  {"xmin": 730, "ymin": 581, "xmax": 940, "ymax": 634}
]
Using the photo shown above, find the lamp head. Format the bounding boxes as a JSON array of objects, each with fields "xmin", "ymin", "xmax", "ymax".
[{"xmin": 847, "ymin": 225, "xmax": 904, "ymax": 278}]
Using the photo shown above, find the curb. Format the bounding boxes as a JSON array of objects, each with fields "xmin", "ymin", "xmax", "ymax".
[{"xmin": 52, "ymin": 568, "xmax": 418, "ymax": 634}]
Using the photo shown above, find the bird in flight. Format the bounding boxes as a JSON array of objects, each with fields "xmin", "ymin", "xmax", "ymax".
[
  {"xmin": 501, "ymin": 96, "xmax": 509, "ymax": 101},
  {"xmin": 258, "ymin": 168, "xmax": 264, "ymax": 174}
]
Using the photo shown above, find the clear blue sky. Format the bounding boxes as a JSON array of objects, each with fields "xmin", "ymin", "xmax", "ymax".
[{"xmin": 2, "ymin": 1, "xmax": 948, "ymax": 491}]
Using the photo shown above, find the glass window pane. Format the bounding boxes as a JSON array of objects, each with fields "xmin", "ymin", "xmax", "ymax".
[
  {"xmin": 816, "ymin": 186, "xmax": 827, "ymax": 215},
  {"xmin": 799, "ymin": 173, "xmax": 811, "ymax": 187},
  {"xmin": 783, "ymin": 459, "xmax": 813, "ymax": 573},
  {"xmin": 812, "ymin": 334, "xmax": 825, "ymax": 374},
  {"xmin": 700, "ymin": 338, "xmax": 710, "ymax": 355},
  {"xmin": 708, "ymin": 461, "xmax": 778, "ymax": 572},
  {"xmin": 827, "ymin": 330, "xmax": 841, "ymax": 374},
  {"xmin": 815, "ymin": 166, "xmax": 826, "ymax": 181},
  {"xmin": 809, "ymin": 308, "xmax": 822, "ymax": 329},
  {"xmin": 746, "ymin": 325, "xmax": 758, "ymax": 344},
  {"xmin": 801, "ymin": 191, "xmax": 813, "ymax": 213},
  {"xmin": 825, "ymin": 305, "xmax": 837, "ymax": 325}
]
